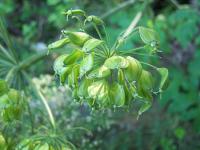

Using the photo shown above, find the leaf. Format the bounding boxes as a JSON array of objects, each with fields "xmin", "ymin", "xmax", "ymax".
[
  {"xmin": 53, "ymin": 54, "xmax": 68, "ymax": 75},
  {"xmin": 82, "ymin": 38, "xmax": 103, "ymax": 52},
  {"xmin": 104, "ymin": 56, "xmax": 129, "ymax": 69},
  {"xmin": 137, "ymin": 102, "xmax": 152, "ymax": 119},
  {"xmin": 138, "ymin": 27, "xmax": 159, "ymax": 44},
  {"xmin": 48, "ymin": 38, "xmax": 70, "ymax": 49},
  {"xmin": 157, "ymin": 67, "xmax": 169, "ymax": 90},
  {"xmin": 109, "ymin": 82, "xmax": 125, "ymax": 107},
  {"xmin": 80, "ymin": 53, "xmax": 94, "ymax": 77},
  {"xmin": 64, "ymin": 49, "xmax": 83, "ymax": 65},
  {"xmin": 124, "ymin": 56, "xmax": 142, "ymax": 82},
  {"xmin": 0, "ymin": 80, "xmax": 9, "ymax": 96},
  {"xmin": 88, "ymin": 65, "xmax": 110, "ymax": 79}
]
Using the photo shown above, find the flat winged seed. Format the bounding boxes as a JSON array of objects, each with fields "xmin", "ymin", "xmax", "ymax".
[
  {"xmin": 48, "ymin": 38, "xmax": 70, "ymax": 49},
  {"xmin": 83, "ymin": 38, "xmax": 103, "ymax": 52},
  {"xmin": 138, "ymin": 27, "xmax": 159, "ymax": 44},
  {"xmin": 104, "ymin": 56, "xmax": 129, "ymax": 69}
]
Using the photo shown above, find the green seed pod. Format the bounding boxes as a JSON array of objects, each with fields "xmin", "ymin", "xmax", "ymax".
[
  {"xmin": 63, "ymin": 31, "xmax": 90, "ymax": 46},
  {"xmin": 78, "ymin": 78, "xmax": 92, "ymax": 98},
  {"xmin": 118, "ymin": 69, "xmax": 124, "ymax": 85},
  {"xmin": 48, "ymin": 38, "xmax": 70, "ymax": 50},
  {"xmin": 104, "ymin": 56, "xmax": 129, "ymax": 69},
  {"xmin": 64, "ymin": 49, "xmax": 83, "ymax": 65},
  {"xmin": 86, "ymin": 15, "xmax": 104, "ymax": 25},
  {"xmin": 137, "ymin": 70, "xmax": 154, "ymax": 100},
  {"xmin": 124, "ymin": 56, "xmax": 142, "ymax": 82},
  {"xmin": 54, "ymin": 54, "xmax": 68, "ymax": 75},
  {"xmin": 139, "ymin": 70, "xmax": 154, "ymax": 90},
  {"xmin": 60, "ymin": 65, "xmax": 73, "ymax": 84},
  {"xmin": 88, "ymin": 65, "xmax": 111, "ymax": 79},
  {"xmin": 0, "ymin": 80, "xmax": 9, "ymax": 96},
  {"xmin": 63, "ymin": 9, "xmax": 86, "ymax": 16}
]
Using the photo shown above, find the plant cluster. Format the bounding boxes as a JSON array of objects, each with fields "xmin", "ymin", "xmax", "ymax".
[{"xmin": 49, "ymin": 9, "xmax": 169, "ymax": 117}]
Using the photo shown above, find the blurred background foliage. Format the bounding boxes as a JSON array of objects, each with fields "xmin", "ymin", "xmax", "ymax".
[{"xmin": 0, "ymin": 0, "xmax": 200, "ymax": 149}]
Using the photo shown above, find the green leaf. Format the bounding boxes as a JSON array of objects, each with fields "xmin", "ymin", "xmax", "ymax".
[
  {"xmin": 138, "ymin": 27, "xmax": 159, "ymax": 44},
  {"xmin": 88, "ymin": 65, "xmax": 110, "ymax": 79},
  {"xmin": 80, "ymin": 54, "xmax": 94, "ymax": 77},
  {"xmin": 157, "ymin": 67, "xmax": 169, "ymax": 91},
  {"xmin": 48, "ymin": 38, "xmax": 70, "ymax": 49},
  {"xmin": 53, "ymin": 54, "xmax": 68, "ymax": 75},
  {"xmin": 124, "ymin": 56, "xmax": 142, "ymax": 82},
  {"xmin": 82, "ymin": 38, "xmax": 103, "ymax": 52},
  {"xmin": 0, "ymin": 80, "xmax": 9, "ymax": 96},
  {"xmin": 109, "ymin": 82, "xmax": 125, "ymax": 107},
  {"xmin": 64, "ymin": 49, "xmax": 83, "ymax": 65},
  {"xmin": 104, "ymin": 56, "xmax": 129, "ymax": 69},
  {"xmin": 137, "ymin": 102, "xmax": 152, "ymax": 119}
]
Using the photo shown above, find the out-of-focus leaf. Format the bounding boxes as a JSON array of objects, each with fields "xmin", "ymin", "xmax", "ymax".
[{"xmin": 0, "ymin": 80, "xmax": 9, "ymax": 96}]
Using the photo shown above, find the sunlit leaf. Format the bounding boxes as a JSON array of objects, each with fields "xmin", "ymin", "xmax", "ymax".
[{"xmin": 82, "ymin": 38, "xmax": 103, "ymax": 52}]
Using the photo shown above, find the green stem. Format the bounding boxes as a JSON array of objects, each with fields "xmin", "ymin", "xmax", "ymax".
[
  {"xmin": 23, "ymin": 72, "xmax": 56, "ymax": 130},
  {"xmin": 140, "ymin": 61, "xmax": 158, "ymax": 70}
]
